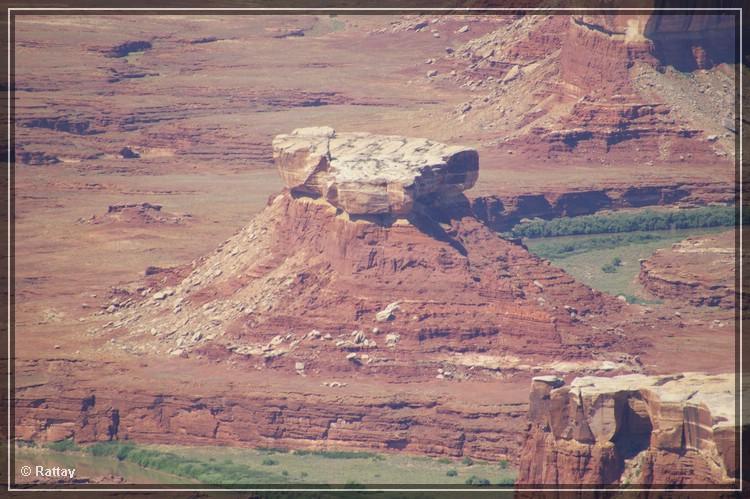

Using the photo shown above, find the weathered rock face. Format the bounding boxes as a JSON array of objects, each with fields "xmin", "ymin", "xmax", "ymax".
[
  {"xmin": 567, "ymin": 13, "xmax": 738, "ymax": 72},
  {"xmin": 470, "ymin": 181, "xmax": 734, "ymax": 232},
  {"xmin": 448, "ymin": 13, "xmax": 736, "ymax": 163},
  {"xmin": 14, "ymin": 358, "xmax": 528, "ymax": 463},
  {"xmin": 96, "ymin": 189, "xmax": 635, "ymax": 375},
  {"xmin": 639, "ymin": 230, "xmax": 738, "ymax": 309},
  {"xmin": 562, "ymin": 13, "xmax": 737, "ymax": 93},
  {"xmin": 15, "ymin": 131, "xmax": 651, "ymax": 460},
  {"xmin": 517, "ymin": 373, "xmax": 737, "ymax": 486},
  {"xmin": 272, "ymin": 127, "xmax": 479, "ymax": 216}
]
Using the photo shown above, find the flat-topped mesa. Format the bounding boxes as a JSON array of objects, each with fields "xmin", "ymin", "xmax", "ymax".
[{"xmin": 272, "ymin": 127, "xmax": 479, "ymax": 216}]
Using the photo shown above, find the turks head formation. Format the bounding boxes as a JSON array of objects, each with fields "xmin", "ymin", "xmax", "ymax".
[
  {"xmin": 109, "ymin": 126, "xmax": 639, "ymax": 380},
  {"xmin": 272, "ymin": 126, "xmax": 479, "ymax": 217}
]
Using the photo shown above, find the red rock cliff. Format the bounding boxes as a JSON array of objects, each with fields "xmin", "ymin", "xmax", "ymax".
[{"xmin": 517, "ymin": 373, "xmax": 738, "ymax": 487}]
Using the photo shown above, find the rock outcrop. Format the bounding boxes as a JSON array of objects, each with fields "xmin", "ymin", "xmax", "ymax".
[
  {"xmin": 639, "ymin": 230, "xmax": 738, "ymax": 309},
  {"xmin": 14, "ymin": 358, "xmax": 528, "ymax": 462},
  {"xmin": 470, "ymin": 182, "xmax": 734, "ymax": 231},
  {"xmin": 77, "ymin": 203, "xmax": 192, "ymax": 226},
  {"xmin": 517, "ymin": 373, "xmax": 737, "ymax": 486},
  {"xmin": 272, "ymin": 127, "xmax": 478, "ymax": 216},
  {"xmin": 14, "ymin": 129, "xmax": 651, "ymax": 459},
  {"xmin": 569, "ymin": 13, "xmax": 738, "ymax": 72},
  {"xmin": 445, "ymin": 13, "xmax": 736, "ymax": 163},
  {"xmin": 93, "ymin": 129, "xmax": 639, "ymax": 376}
]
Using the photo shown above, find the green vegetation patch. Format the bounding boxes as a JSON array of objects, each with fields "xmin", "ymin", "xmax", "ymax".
[
  {"xmin": 529, "ymin": 233, "xmax": 666, "ymax": 260},
  {"xmin": 46, "ymin": 438, "xmax": 80, "ymax": 453},
  {"xmin": 23, "ymin": 440, "xmax": 517, "ymax": 486},
  {"xmin": 292, "ymin": 449, "xmax": 381, "ymax": 460},
  {"xmin": 524, "ymin": 227, "xmax": 727, "ymax": 299},
  {"xmin": 86, "ymin": 442, "xmax": 284, "ymax": 485},
  {"xmin": 601, "ymin": 256, "xmax": 622, "ymax": 273},
  {"xmin": 465, "ymin": 475, "xmax": 491, "ymax": 486},
  {"xmin": 509, "ymin": 205, "xmax": 736, "ymax": 239}
]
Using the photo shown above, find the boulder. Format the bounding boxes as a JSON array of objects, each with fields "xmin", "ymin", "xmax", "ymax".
[
  {"xmin": 272, "ymin": 127, "xmax": 478, "ymax": 216},
  {"xmin": 376, "ymin": 301, "xmax": 401, "ymax": 322}
]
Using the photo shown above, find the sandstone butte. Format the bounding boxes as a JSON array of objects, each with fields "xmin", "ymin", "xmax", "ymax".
[
  {"xmin": 517, "ymin": 372, "xmax": 737, "ymax": 486},
  {"xmin": 18, "ymin": 128, "xmax": 653, "ymax": 464},
  {"xmin": 87, "ymin": 126, "xmax": 636, "ymax": 375},
  {"xmin": 14, "ymin": 129, "xmax": 737, "ymax": 486},
  {"xmin": 272, "ymin": 127, "xmax": 479, "ymax": 216}
]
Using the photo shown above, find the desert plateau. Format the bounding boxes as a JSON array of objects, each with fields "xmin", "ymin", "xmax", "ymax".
[{"xmin": 9, "ymin": 11, "xmax": 744, "ymax": 489}]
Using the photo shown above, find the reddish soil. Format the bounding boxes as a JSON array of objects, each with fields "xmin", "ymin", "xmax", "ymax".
[{"xmin": 12, "ymin": 13, "xmax": 738, "ymax": 479}]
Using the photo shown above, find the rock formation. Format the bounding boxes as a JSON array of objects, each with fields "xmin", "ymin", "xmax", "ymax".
[
  {"xmin": 517, "ymin": 373, "xmax": 737, "ymax": 486},
  {"xmin": 446, "ymin": 13, "xmax": 736, "ymax": 162},
  {"xmin": 639, "ymin": 230, "xmax": 738, "ymax": 309},
  {"xmin": 14, "ymin": 357, "xmax": 529, "ymax": 462},
  {"xmin": 470, "ymin": 183, "xmax": 734, "ymax": 232},
  {"xmin": 77, "ymin": 203, "xmax": 192, "ymax": 226},
  {"xmin": 570, "ymin": 13, "xmax": 738, "ymax": 72},
  {"xmin": 15, "ymin": 129, "xmax": 647, "ymax": 459},
  {"xmin": 272, "ymin": 127, "xmax": 479, "ymax": 216},
  {"xmin": 94, "ymin": 128, "xmax": 638, "ymax": 376}
]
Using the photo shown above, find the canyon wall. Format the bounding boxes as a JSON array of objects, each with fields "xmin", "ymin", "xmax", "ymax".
[
  {"xmin": 470, "ymin": 181, "xmax": 734, "ymax": 232},
  {"xmin": 517, "ymin": 373, "xmax": 737, "ymax": 486},
  {"xmin": 14, "ymin": 360, "xmax": 527, "ymax": 462}
]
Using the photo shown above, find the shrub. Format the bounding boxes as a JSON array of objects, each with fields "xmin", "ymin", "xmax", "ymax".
[
  {"xmin": 116, "ymin": 443, "xmax": 136, "ymax": 461},
  {"xmin": 621, "ymin": 294, "xmax": 662, "ymax": 305},
  {"xmin": 465, "ymin": 475, "xmax": 490, "ymax": 486},
  {"xmin": 46, "ymin": 438, "xmax": 79, "ymax": 452},
  {"xmin": 602, "ymin": 256, "xmax": 623, "ymax": 273},
  {"xmin": 83, "ymin": 442, "xmax": 283, "ymax": 485},
  {"xmin": 510, "ymin": 206, "xmax": 737, "ymax": 239},
  {"xmin": 496, "ymin": 476, "xmax": 515, "ymax": 486},
  {"xmin": 446, "ymin": 469, "xmax": 458, "ymax": 477},
  {"xmin": 461, "ymin": 456, "xmax": 474, "ymax": 466},
  {"xmin": 261, "ymin": 458, "xmax": 278, "ymax": 466},
  {"xmin": 499, "ymin": 459, "xmax": 509, "ymax": 469},
  {"xmin": 601, "ymin": 263, "xmax": 617, "ymax": 273},
  {"xmin": 527, "ymin": 232, "xmax": 665, "ymax": 260},
  {"xmin": 293, "ymin": 449, "xmax": 378, "ymax": 459},
  {"xmin": 281, "ymin": 470, "xmax": 289, "ymax": 476}
]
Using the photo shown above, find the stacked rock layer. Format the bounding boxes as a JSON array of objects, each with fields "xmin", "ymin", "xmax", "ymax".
[
  {"xmin": 272, "ymin": 127, "xmax": 479, "ymax": 216},
  {"xmin": 517, "ymin": 373, "xmax": 737, "ymax": 486}
]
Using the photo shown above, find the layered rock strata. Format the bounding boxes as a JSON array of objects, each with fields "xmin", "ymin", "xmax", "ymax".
[
  {"xmin": 639, "ymin": 231, "xmax": 737, "ymax": 309},
  {"xmin": 14, "ymin": 358, "xmax": 527, "ymax": 462},
  {"xmin": 447, "ymin": 13, "xmax": 736, "ymax": 162},
  {"xmin": 470, "ymin": 182, "xmax": 734, "ymax": 231},
  {"xmin": 92, "ymin": 129, "xmax": 636, "ymax": 375},
  {"xmin": 517, "ymin": 373, "xmax": 737, "ymax": 486},
  {"xmin": 16, "ymin": 129, "xmax": 644, "ymax": 462},
  {"xmin": 272, "ymin": 127, "xmax": 479, "ymax": 216}
]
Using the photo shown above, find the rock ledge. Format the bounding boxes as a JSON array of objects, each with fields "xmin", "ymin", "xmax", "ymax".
[{"xmin": 272, "ymin": 127, "xmax": 478, "ymax": 215}]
